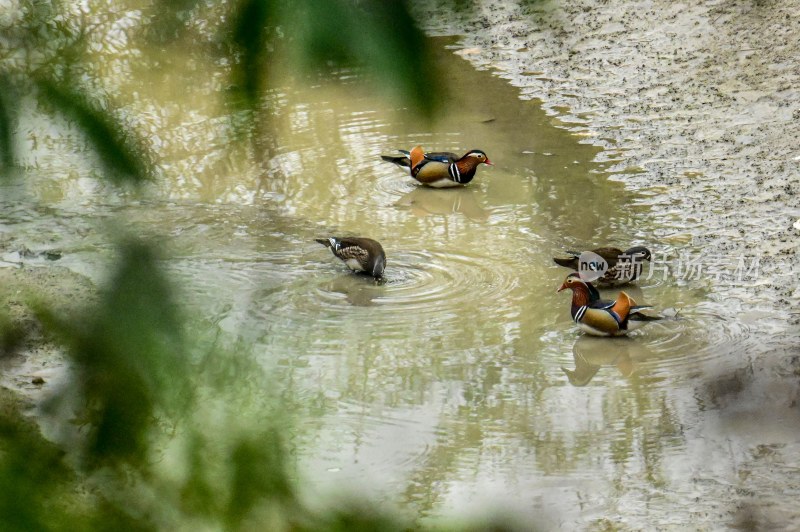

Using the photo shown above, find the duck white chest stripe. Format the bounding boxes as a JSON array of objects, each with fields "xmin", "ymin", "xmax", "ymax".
[
  {"xmin": 429, "ymin": 178, "xmax": 462, "ymax": 188},
  {"xmin": 574, "ymin": 305, "xmax": 588, "ymax": 323},
  {"xmin": 448, "ymin": 163, "xmax": 461, "ymax": 183}
]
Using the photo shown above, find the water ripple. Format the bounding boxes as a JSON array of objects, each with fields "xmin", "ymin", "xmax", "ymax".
[
  {"xmin": 311, "ymin": 250, "xmax": 521, "ymax": 320},
  {"xmin": 557, "ymin": 301, "xmax": 757, "ymax": 388}
]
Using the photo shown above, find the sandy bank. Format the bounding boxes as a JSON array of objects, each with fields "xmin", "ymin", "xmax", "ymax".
[{"xmin": 0, "ymin": 262, "xmax": 93, "ymax": 402}]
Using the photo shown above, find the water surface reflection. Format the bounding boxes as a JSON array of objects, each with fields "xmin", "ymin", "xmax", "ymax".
[{"xmin": 0, "ymin": 34, "xmax": 761, "ymax": 528}]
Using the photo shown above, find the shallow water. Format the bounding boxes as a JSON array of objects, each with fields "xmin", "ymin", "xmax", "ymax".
[{"xmin": 1, "ymin": 33, "xmax": 785, "ymax": 528}]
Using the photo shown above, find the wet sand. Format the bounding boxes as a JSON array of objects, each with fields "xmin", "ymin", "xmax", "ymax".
[{"xmin": 0, "ymin": 263, "xmax": 93, "ymax": 404}]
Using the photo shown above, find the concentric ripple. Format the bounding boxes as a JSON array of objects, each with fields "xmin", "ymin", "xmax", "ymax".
[
  {"xmin": 240, "ymin": 245, "xmax": 528, "ymax": 361},
  {"xmin": 313, "ymin": 249, "xmax": 522, "ymax": 328},
  {"xmin": 379, "ymin": 250, "xmax": 520, "ymax": 309}
]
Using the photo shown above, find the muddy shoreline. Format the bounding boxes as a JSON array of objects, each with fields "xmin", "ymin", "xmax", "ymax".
[
  {"xmin": 0, "ymin": 263, "xmax": 92, "ymax": 410},
  {"xmin": 416, "ymin": 0, "xmax": 799, "ymax": 320}
]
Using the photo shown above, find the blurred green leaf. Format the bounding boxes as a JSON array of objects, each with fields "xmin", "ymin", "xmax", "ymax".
[
  {"xmin": 180, "ymin": 434, "xmax": 221, "ymax": 518},
  {"xmin": 230, "ymin": 0, "xmax": 276, "ymax": 109},
  {"xmin": 226, "ymin": 431, "xmax": 295, "ymax": 527},
  {"xmin": 287, "ymin": 0, "xmax": 440, "ymax": 117},
  {"xmin": 228, "ymin": 0, "xmax": 439, "ymax": 117},
  {"xmin": 0, "ymin": 310, "xmax": 26, "ymax": 358},
  {"xmin": 300, "ymin": 501, "xmax": 410, "ymax": 532},
  {"xmin": 90, "ymin": 501, "xmax": 155, "ymax": 532},
  {"xmin": 35, "ymin": 79, "xmax": 152, "ymax": 184},
  {"xmin": 0, "ymin": 390, "xmax": 86, "ymax": 531},
  {"xmin": 0, "ymin": 76, "xmax": 15, "ymax": 172},
  {"xmin": 39, "ymin": 239, "xmax": 191, "ymax": 468}
]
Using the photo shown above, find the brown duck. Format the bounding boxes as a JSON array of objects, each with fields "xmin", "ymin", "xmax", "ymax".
[
  {"xmin": 553, "ymin": 246, "xmax": 651, "ymax": 287},
  {"xmin": 316, "ymin": 237, "xmax": 386, "ymax": 278}
]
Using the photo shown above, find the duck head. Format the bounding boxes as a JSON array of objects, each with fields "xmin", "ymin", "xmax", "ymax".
[
  {"xmin": 463, "ymin": 149, "xmax": 493, "ymax": 166},
  {"xmin": 557, "ymin": 272, "xmax": 601, "ymax": 303},
  {"xmin": 558, "ymin": 272, "xmax": 586, "ymax": 293},
  {"xmin": 623, "ymin": 246, "xmax": 652, "ymax": 262},
  {"xmin": 370, "ymin": 254, "xmax": 386, "ymax": 279}
]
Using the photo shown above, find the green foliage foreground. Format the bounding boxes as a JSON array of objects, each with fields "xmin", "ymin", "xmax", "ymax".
[
  {"xmin": 0, "ymin": 0, "xmax": 444, "ymax": 529},
  {"xmin": 0, "ymin": 0, "xmax": 527, "ymax": 529},
  {"xmin": 1, "ymin": 239, "xmax": 412, "ymax": 530}
]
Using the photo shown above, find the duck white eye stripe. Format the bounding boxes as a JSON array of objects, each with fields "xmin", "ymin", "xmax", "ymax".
[{"xmin": 449, "ymin": 163, "xmax": 461, "ymax": 183}]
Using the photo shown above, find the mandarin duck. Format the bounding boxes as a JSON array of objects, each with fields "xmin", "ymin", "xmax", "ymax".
[
  {"xmin": 316, "ymin": 237, "xmax": 386, "ymax": 278},
  {"xmin": 381, "ymin": 145, "xmax": 492, "ymax": 188},
  {"xmin": 557, "ymin": 273, "xmax": 662, "ymax": 337},
  {"xmin": 553, "ymin": 246, "xmax": 651, "ymax": 287}
]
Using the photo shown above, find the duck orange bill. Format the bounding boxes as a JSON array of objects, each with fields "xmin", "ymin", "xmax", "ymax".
[
  {"xmin": 557, "ymin": 282, "xmax": 568, "ymax": 292},
  {"xmin": 484, "ymin": 158, "xmax": 494, "ymax": 166}
]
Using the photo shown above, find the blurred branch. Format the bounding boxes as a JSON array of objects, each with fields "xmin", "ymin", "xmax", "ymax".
[{"xmin": 35, "ymin": 78, "xmax": 153, "ymax": 184}]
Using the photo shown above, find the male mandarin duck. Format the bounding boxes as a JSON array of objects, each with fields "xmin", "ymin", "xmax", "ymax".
[
  {"xmin": 316, "ymin": 237, "xmax": 386, "ymax": 278},
  {"xmin": 381, "ymin": 145, "xmax": 492, "ymax": 188},
  {"xmin": 557, "ymin": 273, "xmax": 662, "ymax": 337},
  {"xmin": 553, "ymin": 246, "xmax": 652, "ymax": 287}
]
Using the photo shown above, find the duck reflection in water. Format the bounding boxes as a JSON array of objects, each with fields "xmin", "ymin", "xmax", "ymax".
[
  {"xmin": 395, "ymin": 187, "xmax": 489, "ymax": 221},
  {"xmin": 562, "ymin": 335, "xmax": 655, "ymax": 386},
  {"xmin": 323, "ymin": 273, "xmax": 385, "ymax": 307}
]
